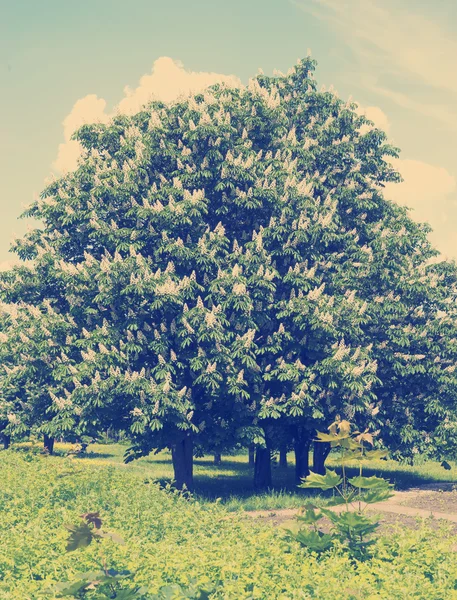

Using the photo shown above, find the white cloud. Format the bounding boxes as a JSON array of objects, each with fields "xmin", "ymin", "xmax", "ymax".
[
  {"xmin": 385, "ymin": 158, "xmax": 457, "ymax": 256},
  {"xmin": 386, "ymin": 158, "xmax": 456, "ymax": 215},
  {"xmin": 53, "ymin": 57, "xmax": 241, "ymax": 173},
  {"xmin": 117, "ymin": 57, "xmax": 241, "ymax": 115},
  {"xmin": 0, "ymin": 259, "xmax": 19, "ymax": 272},
  {"xmin": 53, "ymin": 95, "xmax": 109, "ymax": 173},
  {"xmin": 355, "ymin": 104, "xmax": 390, "ymax": 134}
]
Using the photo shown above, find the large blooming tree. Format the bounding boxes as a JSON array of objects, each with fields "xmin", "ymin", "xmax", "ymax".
[{"xmin": 2, "ymin": 57, "xmax": 457, "ymax": 489}]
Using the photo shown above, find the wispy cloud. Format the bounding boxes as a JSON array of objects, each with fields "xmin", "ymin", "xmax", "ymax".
[
  {"xmin": 364, "ymin": 77, "xmax": 457, "ymax": 132},
  {"xmin": 296, "ymin": 0, "xmax": 457, "ymax": 124}
]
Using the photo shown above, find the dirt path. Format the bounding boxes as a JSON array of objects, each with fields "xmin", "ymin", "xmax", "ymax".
[{"xmin": 244, "ymin": 482, "xmax": 457, "ymax": 526}]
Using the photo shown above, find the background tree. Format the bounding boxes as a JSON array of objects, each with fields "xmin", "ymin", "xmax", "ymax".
[{"xmin": 0, "ymin": 299, "xmax": 81, "ymax": 453}]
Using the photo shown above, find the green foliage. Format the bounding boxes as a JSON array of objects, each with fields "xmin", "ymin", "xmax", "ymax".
[
  {"xmin": 2, "ymin": 55, "xmax": 457, "ymax": 480},
  {"xmin": 4, "ymin": 451, "xmax": 457, "ymax": 599},
  {"xmin": 299, "ymin": 469, "xmax": 342, "ymax": 491},
  {"xmin": 53, "ymin": 512, "xmax": 207, "ymax": 599},
  {"xmin": 291, "ymin": 420, "xmax": 394, "ymax": 558}
]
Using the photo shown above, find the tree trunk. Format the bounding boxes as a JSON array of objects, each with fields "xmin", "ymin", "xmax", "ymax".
[
  {"xmin": 313, "ymin": 441, "xmax": 331, "ymax": 475},
  {"xmin": 3, "ymin": 434, "xmax": 10, "ymax": 450},
  {"xmin": 248, "ymin": 445, "xmax": 255, "ymax": 467},
  {"xmin": 44, "ymin": 434, "xmax": 55, "ymax": 455},
  {"xmin": 254, "ymin": 447, "xmax": 272, "ymax": 490},
  {"xmin": 279, "ymin": 447, "xmax": 288, "ymax": 468},
  {"xmin": 171, "ymin": 436, "xmax": 194, "ymax": 490},
  {"xmin": 294, "ymin": 435, "xmax": 311, "ymax": 483},
  {"xmin": 213, "ymin": 452, "xmax": 222, "ymax": 465}
]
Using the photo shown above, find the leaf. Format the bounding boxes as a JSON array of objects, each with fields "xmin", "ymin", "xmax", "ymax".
[
  {"xmin": 280, "ymin": 520, "xmax": 301, "ymax": 535},
  {"xmin": 321, "ymin": 509, "xmax": 379, "ymax": 537},
  {"xmin": 361, "ymin": 449, "xmax": 389, "ymax": 461},
  {"xmin": 81, "ymin": 511, "xmax": 102, "ymax": 529},
  {"xmin": 338, "ymin": 420, "xmax": 351, "ymax": 436},
  {"xmin": 354, "ymin": 431, "xmax": 374, "ymax": 446},
  {"xmin": 64, "ymin": 522, "xmax": 94, "ymax": 551},
  {"xmin": 339, "ymin": 438, "xmax": 360, "ymax": 450},
  {"xmin": 299, "ymin": 470, "xmax": 342, "ymax": 491},
  {"xmin": 324, "ymin": 490, "xmax": 357, "ymax": 506},
  {"xmin": 315, "ymin": 431, "xmax": 348, "ymax": 443},
  {"xmin": 348, "ymin": 475, "xmax": 390, "ymax": 490},
  {"xmin": 96, "ymin": 530, "xmax": 126, "ymax": 544},
  {"xmin": 155, "ymin": 584, "xmax": 187, "ymax": 599},
  {"xmin": 328, "ymin": 421, "xmax": 338, "ymax": 435},
  {"xmin": 54, "ymin": 579, "xmax": 91, "ymax": 596},
  {"xmin": 289, "ymin": 529, "xmax": 334, "ymax": 552},
  {"xmin": 361, "ymin": 488, "xmax": 394, "ymax": 504},
  {"xmin": 111, "ymin": 589, "xmax": 143, "ymax": 600},
  {"xmin": 296, "ymin": 508, "xmax": 323, "ymax": 525}
]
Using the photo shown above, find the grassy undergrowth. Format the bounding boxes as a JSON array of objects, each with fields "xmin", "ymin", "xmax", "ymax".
[
  {"xmin": 12, "ymin": 441, "xmax": 457, "ymax": 512},
  {"xmin": 3, "ymin": 450, "xmax": 457, "ymax": 599}
]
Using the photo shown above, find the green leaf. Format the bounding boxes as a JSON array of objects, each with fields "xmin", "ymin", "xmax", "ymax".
[
  {"xmin": 54, "ymin": 579, "xmax": 91, "ymax": 596},
  {"xmin": 296, "ymin": 508, "xmax": 323, "ymax": 525},
  {"xmin": 321, "ymin": 509, "xmax": 379, "ymax": 537},
  {"xmin": 299, "ymin": 470, "xmax": 342, "ymax": 491},
  {"xmin": 339, "ymin": 437, "xmax": 361, "ymax": 450},
  {"xmin": 361, "ymin": 488, "xmax": 394, "ymax": 504},
  {"xmin": 324, "ymin": 490, "xmax": 357, "ymax": 506},
  {"xmin": 348, "ymin": 475, "xmax": 390, "ymax": 489},
  {"xmin": 112, "ymin": 589, "xmax": 144, "ymax": 600},
  {"xmin": 362, "ymin": 449, "xmax": 389, "ymax": 461},
  {"xmin": 315, "ymin": 431, "xmax": 349, "ymax": 443},
  {"xmin": 64, "ymin": 522, "xmax": 94, "ymax": 551},
  {"xmin": 289, "ymin": 529, "xmax": 334, "ymax": 552},
  {"xmin": 96, "ymin": 530, "xmax": 125, "ymax": 544}
]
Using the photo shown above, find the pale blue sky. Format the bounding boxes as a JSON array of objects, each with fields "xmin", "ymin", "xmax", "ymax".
[{"xmin": 1, "ymin": 0, "xmax": 456, "ymax": 265}]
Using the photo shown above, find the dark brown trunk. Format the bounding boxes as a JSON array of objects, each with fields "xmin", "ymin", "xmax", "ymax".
[
  {"xmin": 294, "ymin": 435, "xmax": 311, "ymax": 483},
  {"xmin": 313, "ymin": 441, "xmax": 331, "ymax": 474},
  {"xmin": 44, "ymin": 434, "xmax": 55, "ymax": 455},
  {"xmin": 279, "ymin": 448, "xmax": 288, "ymax": 468},
  {"xmin": 213, "ymin": 452, "xmax": 222, "ymax": 465},
  {"xmin": 3, "ymin": 434, "xmax": 10, "ymax": 450},
  {"xmin": 254, "ymin": 447, "xmax": 272, "ymax": 490},
  {"xmin": 171, "ymin": 436, "xmax": 194, "ymax": 490},
  {"xmin": 248, "ymin": 445, "xmax": 255, "ymax": 467}
]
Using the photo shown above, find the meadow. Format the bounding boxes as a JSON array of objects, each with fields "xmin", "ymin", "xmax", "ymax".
[
  {"xmin": 3, "ymin": 445, "xmax": 457, "ymax": 598},
  {"xmin": 54, "ymin": 442, "xmax": 457, "ymax": 510}
]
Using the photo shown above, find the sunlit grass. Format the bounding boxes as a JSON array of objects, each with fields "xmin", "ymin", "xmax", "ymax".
[{"xmin": 10, "ymin": 440, "xmax": 457, "ymax": 511}]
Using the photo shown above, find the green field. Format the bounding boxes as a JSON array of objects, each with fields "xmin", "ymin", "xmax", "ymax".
[
  {"xmin": 43, "ymin": 442, "xmax": 457, "ymax": 511},
  {"xmin": 4, "ymin": 446, "xmax": 457, "ymax": 598},
  {"xmin": 4, "ymin": 446, "xmax": 457, "ymax": 600}
]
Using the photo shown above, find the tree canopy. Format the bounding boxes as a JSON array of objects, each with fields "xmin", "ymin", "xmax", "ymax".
[{"xmin": 1, "ymin": 57, "xmax": 457, "ymax": 489}]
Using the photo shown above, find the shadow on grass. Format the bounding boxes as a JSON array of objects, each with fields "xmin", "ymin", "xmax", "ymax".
[
  {"xmin": 73, "ymin": 451, "xmax": 119, "ymax": 460},
  {"xmin": 341, "ymin": 465, "xmax": 441, "ymax": 490},
  {"xmin": 68, "ymin": 445, "xmax": 456, "ymax": 507}
]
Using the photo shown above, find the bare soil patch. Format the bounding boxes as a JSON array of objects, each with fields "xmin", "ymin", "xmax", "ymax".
[
  {"xmin": 399, "ymin": 486, "xmax": 457, "ymax": 514},
  {"xmin": 242, "ymin": 483, "xmax": 457, "ymax": 533}
]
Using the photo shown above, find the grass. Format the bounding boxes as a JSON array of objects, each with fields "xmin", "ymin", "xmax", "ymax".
[
  {"xmin": 5, "ymin": 450, "xmax": 457, "ymax": 599},
  {"xmin": 13, "ymin": 441, "xmax": 457, "ymax": 511}
]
